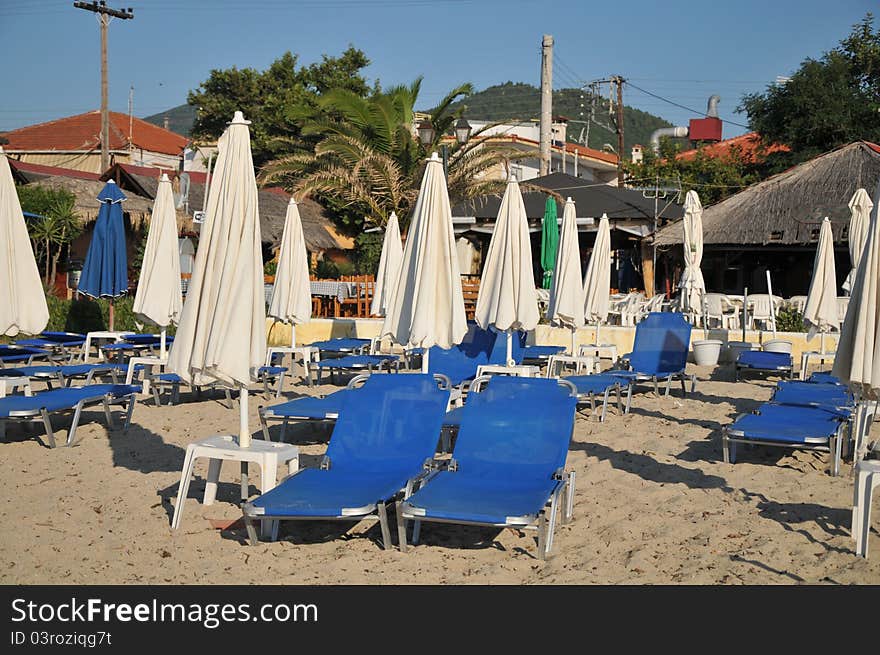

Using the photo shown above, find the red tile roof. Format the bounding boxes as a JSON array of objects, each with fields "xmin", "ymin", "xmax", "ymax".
[
  {"xmin": 675, "ymin": 132, "xmax": 789, "ymax": 163},
  {"xmin": 7, "ymin": 158, "xmax": 102, "ymax": 180},
  {"xmin": 504, "ymin": 134, "xmax": 619, "ymax": 165},
  {"xmin": 1, "ymin": 111, "xmax": 189, "ymax": 156}
]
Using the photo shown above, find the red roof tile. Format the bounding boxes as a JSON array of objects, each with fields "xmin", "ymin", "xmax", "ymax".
[
  {"xmin": 675, "ymin": 132, "xmax": 789, "ymax": 163},
  {"xmin": 1, "ymin": 111, "xmax": 189, "ymax": 156},
  {"xmin": 7, "ymin": 158, "xmax": 102, "ymax": 180}
]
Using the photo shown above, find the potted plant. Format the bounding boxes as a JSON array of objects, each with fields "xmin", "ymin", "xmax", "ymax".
[{"xmin": 264, "ymin": 259, "xmax": 277, "ymax": 284}]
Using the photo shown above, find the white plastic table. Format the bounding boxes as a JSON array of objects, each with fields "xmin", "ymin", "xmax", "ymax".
[
  {"xmin": 125, "ymin": 355, "xmax": 165, "ymax": 394},
  {"xmin": 852, "ymin": 459, "xmax": 880, "ymax": 558},
  {"xmin": 267, "ymin": 346, "xmax": 319, "ymax": 385},
  {"xmin": 171, "ymin": 435, "xmax": 299, "ymax": 534},
  {"xmin": 545, "ymin": 354, "xmax": 600, "ymax": 378},
  {"xmin": 578, "ymin": 343, "xmax": 619, "ymax": 362},
  {"xmin": 0, "ymin": 376, "xmax": 32, "ymax": 398},
  {"xmin": 476, "ymin": 364, "xmax": 541, "ymax": 378},
  {"xmin": 82, "ymin": 331, "xmax": 132, "ymax": 362}
]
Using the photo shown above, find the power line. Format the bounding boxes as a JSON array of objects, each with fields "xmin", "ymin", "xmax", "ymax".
[{"xmin": 625, "ymin": 80, "xmax": 751, "ymax": 129}]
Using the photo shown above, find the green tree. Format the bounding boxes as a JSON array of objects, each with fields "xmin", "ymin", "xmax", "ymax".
[
  {"xmin": 187, "ymin": 48, "xmax": 371, "ymax": 168},
  {"xmin": 260, "ymin": 78, "xmax": 517, "ymax": 232},
  {"xmin": 17, "ymin": 185, "xmax": 82, "ymax": 286},
  {"xmin": 739, "ymin": 13, "xmax": 880, "ymax": 166},
  {"xmin": 623, "ymin": 138, "xmax": 762, "ymax": 206}
]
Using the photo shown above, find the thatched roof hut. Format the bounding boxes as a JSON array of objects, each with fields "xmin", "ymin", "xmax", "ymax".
[
  {"xmin": 29, "ymin": 175, "xmax": 155, "ymax": 225},
  {"xmin": 654, "ymin": 141, "xmax": 880, "ymax": 247},
  {"xmin": 102, "ymin": 163, "xmax": 350, "ymax": 252}
]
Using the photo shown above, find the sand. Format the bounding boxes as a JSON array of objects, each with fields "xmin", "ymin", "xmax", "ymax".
[{"xmin": 2, "ymin": 363, "xmax": 879, "ymax": 585}]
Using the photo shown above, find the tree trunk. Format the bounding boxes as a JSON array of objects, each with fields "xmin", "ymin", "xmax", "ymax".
[{"xmin": 44, "ymin": 237, "xmax": 50, "ymax": 285}]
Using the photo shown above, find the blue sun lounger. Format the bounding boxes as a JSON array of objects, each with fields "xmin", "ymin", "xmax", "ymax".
[
  {"xmin": 0, "ymin": 383, "xmax": 141, "ymax": 448},
  {"xmin": 0, "ymin": 345, "xmax": 53, "ymax": 366},
  {"xmin": 309, "ymin": 338, "xmax": 372, "ymax": 356},
  {"xmin": 396, "ymin": 376, "xmax": 578, "ymax": 559},
  {"xmin": 734, "ymin": 350, "xmax": 793, "ymax": 381},
  {"xmin": 0, "ymin": 363, "xmax": 121, "ymax": 389},
  {"xmin": 242, "ymin": 373, "xmax": 451, "ymax": 548},
  {"xmin": 722, "ymin": 403, "xmax": 849, "ymax": 476},
  {"xmin": 563, "ymin": 373, "xmax": 633, "ymax": 422},
  {"xmin": 15, "ymin": 332, "xmax": 86, "ymax": 362},
  {"xmin": 308, "ymin": 353, "xmax": 400, "ymax": 385}
]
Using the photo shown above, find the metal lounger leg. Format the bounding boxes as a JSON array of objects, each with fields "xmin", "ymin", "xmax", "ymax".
[
  {"xmin": 722, "ymin": 430, "xmax": 734, "ymax": 464},
  {"xmin": 122, "ymin": 396, "xmax": 136, "ymax": 432},
  {"xmin": 412, "ymin": 519, "xmax": 422, "ymax": 545},
  {"xmin": 395, "ymin": 501, "xmax": 408, "ymax": 552},
  {"xmin": 536, "ymin": 511, "xmax": 548, "ymax": 560},
  {"xmin": 281, "ymin": 417, "xmax": 289, "ymax": 443},
  {"xmin": 601, "ymin": 387, "xmax": 610, "ymax": 422},
  {"xmin": 376, "ymin": 502, "xmax": 393, "ymax": 551},
  {"xmin": 615, "ymin": 384, "xmax": 622, "ymax": 415},
  {"xmin": 565, "ymin": 471, "xmax": 576, "ymax": 522},
  {"xmin": 244, "ymin": 516, "xmax": 260, "ymax": 545},
  {"xmin": 546, "ymin": 490, "xmax": 560, "ymax": 553},
  {"xmin": 40, "ymin": 409, "xmax": 57, "ymax": 448},
  {"xmin": 275, "ymin": 371, "xmax": 285, "ymax": 398},
  {"xmin": 260, "ymin": 411, "xmax": 272, "ymax": 442},
  {"xmin": 102, "ymin": 397, "xmax": 115, "ymax": 429},
  {"xmin": 66, "ymin": 401, "xmax": 87, "ymax": 447}
]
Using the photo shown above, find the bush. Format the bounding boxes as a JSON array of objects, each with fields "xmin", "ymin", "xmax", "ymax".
[
  {"xmin": 775, "ymin": 306, "xmax": 806, "ymax": 332},
  {"xmin": 353, "ymin": 232, "xmax": 383, "ymax": 274},
  {"xmin": 264, "ymin": 259, "xmax": 278, "ymax": 276}
]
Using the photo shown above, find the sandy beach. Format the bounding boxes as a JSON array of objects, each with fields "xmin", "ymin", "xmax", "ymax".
[{"xmin": 2, "ymin": 363, "xmax": 879, "ymax": 585}]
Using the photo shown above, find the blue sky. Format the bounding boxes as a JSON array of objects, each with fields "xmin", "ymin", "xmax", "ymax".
[{"xmin": 0, "ymin": 0, "xmax": 874, "ymax": 138}]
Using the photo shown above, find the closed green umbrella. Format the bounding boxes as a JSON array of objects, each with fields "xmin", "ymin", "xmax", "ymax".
[{"xmin": 540, "ymin": 196, "xmax": 559, "ymax": 289}]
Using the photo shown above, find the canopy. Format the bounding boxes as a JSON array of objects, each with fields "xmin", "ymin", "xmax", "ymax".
[
  {"xmin": 382, "ymin": 153, "xmax": 466, "ymax": 352},
  {"xmin": 547, "ymin": 197, "xmax": 584, "ymax": 330},
  {"xmin": 802, "ymin": 217, "xmax": 839, "ymax": 340},
  {"xmin": 678, "ymin": 190, "xmax": 705, "ymax": 315},
  {"xmin": 167, "ymin": 111, "xmax": 266, "ymax": 447},
  {"xmin": 78, "ymin": 180, "xmax": 129, "ymax": 300},
  {"xmin": 267, "ymin": 198, "xmax": 312, "ymax": 343},
  {"xmin": 369, "ymin": 211, "xmax": 403, "ymax": 317},
  {"xmin": 0, "ymin": 147, "xmax": 49, "ymax": 336},
  {"xmin": 583, "ymin": 213, "xmax": 611, "ymax": 325},
  {"xmin": 540, "ymin": 196, "xmax": 559, "ymax": 289},
  {"xmin": 843, "ymin": 188, "xmax": 873, "ymax": 294}
]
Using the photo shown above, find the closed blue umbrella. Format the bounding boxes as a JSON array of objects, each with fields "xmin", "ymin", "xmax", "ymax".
[{"xmin": 78, "ymin": 180, "xmax": 129, "ymax": 329}]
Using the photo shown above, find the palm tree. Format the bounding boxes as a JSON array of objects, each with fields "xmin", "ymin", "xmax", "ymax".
[{"xmin": 260, "ymin": 78, "xmax": 519, "ymax": 229}]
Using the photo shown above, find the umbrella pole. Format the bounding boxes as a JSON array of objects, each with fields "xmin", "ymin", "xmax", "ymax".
[
  {"xmin": 766, "ymin": 270, "xmax": 777, "ymax": 338},
  {"xmin": 160, "ymin": 328, "xmax": 166, "ymax": 360},
  {"xmin": 421, "ymin": 347, "xmax": 430, "ymax": 374},
  {"xmin": 109, "ymin": 300, "xmax": 115, "ymax": 332},
  {"xmin": 570, "ymin": 327, "xmax": 576, "ymax": 356},
  {"xmin": 238, "ymin": 386, "xmax": 250, "ymax": 502},
  {"xmin": 742, "ymin": 287, "xmax": 748, "ymax": 342},
  {"xmin": 290, "ymin": 323, "xmax": 296, "ymax": 348},
  {"xmin": 506, "ymin": 330, "xmax": 513, "ymax": 367}
]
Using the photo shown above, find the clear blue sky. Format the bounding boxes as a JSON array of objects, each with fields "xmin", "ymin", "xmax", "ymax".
[{"xmin": 0, "ymin": 0, "xmax": 874, "ymax": 138}]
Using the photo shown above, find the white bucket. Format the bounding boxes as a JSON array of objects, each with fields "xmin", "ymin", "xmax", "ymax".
[
  {"xmin": 727, "ymin": 340, "xmax": 758, "ymax": 364},
  {"xmin": 693, "ymin": 339, "xmax": 723, "ymax": 366},
  {"xmin": 763, "ymin": 339, "xmax": 793, "ymax": 354}
]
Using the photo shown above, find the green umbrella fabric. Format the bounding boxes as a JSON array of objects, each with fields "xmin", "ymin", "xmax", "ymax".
[{"xmin": 540, "ymin": 196, "xmax": 559, "ymax": 289}]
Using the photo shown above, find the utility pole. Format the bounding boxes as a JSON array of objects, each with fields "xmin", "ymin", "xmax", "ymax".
[
  {"xmin": 613, "ymin": 75, "xmax": 625, "ymax": 186},
  {"xmin": 74, "ymin": 1, "xmax": 134, "ymax": 172},
  {"xmin": 539, "ymin": 34, "xmax": 553, "ymax": 176}
]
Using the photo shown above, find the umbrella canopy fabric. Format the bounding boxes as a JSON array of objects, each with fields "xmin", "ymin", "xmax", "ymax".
[
  {"xmin": 382, "ymin": 153, "xmax": 466, "ymax": 350},
  {"xmin": 132, "ymin": 174, "xmax": 182, "ymax": 329},
  {"xmin": 583, "ymin": 213, "xmax": 611, "ymax": 324},
  {"xmin": 475, "ymin": 176, "xmax": 540, "ymax": 334},
  {"xmin": 547, "ymin": 197, "xmax": 584, "ymax": 329},
  {"xmin": 369, "ymin": 211, "xmax": 403, "ymax": 317},
  {"xmin": 78, "ymin": 179, "xmax": 129, "ymax": 300},
  {"xmin": 678, "ymin": 190, "xmax": 706, "ymax": 315},
  {"xmin": 833, "ymin": 179, "xmax": 880, "ymax": 400},
  {"xmin": 843, "ymin": 188, "xmax": 873, "ymax": 294},
  {"xmin": 0, "ymin": 147, "xmax": 49, "ymax": 336},
  {"xmin": 267, "ymin": 198, "xmax": 312, "ymax": 330},
  {"xmin": 167, "ymin": 111, "xmax": 266, "ymax": 394},
  {"xmin": 540, "ymin": 196, "xmax": 559, "ymax": 290},
  {"xmin": 802, "ymin": 217, "xmax": 839, "ymax": 339}
]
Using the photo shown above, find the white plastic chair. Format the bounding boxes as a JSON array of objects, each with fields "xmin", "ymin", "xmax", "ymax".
[
  {"xmin": 704, "ymin": 293, "xmax": 738, "ymax": 329},
  {"xmin": 747, "ymin": 294, "xmax": 782, "ymax": 330},
  {"xmin": 787, "ymin": 295, "xmax": 807, "ymax": 313},
  {"xmin": 852, "ymin": 458, "xmax": 880, "ymax": 558}
]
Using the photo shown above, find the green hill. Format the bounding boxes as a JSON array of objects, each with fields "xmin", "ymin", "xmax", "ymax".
[
  {"xmin": 145, "ymin": 82, "xmax": 675, "ymax": 155},
  {"xmin": 143, "ymin": 104, "xmax": 196, "ymax": 137},
  {"xmin": 436, "ymin": 81, "xmax": 675, "ymax": 157}
]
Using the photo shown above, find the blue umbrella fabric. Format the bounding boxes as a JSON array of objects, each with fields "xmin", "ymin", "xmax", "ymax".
[{"xmin": 78, "ymin": 180, "xmax": 129, "ymax": 301}]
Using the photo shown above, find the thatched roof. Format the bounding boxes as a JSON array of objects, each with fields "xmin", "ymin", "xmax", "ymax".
[
  {"xmin": 103, "ymin": 164, "xmax": 349, "ymax": 252},
  {"xmin": 28, "ymin": 175, "xmax": 155, "ymax": 225},
  {"xmin": 654, "ymin": 141, "xmax": 880, "ymax": 247}
]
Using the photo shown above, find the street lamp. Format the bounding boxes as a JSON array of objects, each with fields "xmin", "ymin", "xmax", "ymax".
[{"xmin": 416, "ymin": 117, "xmax": 471, "ymax": 177}]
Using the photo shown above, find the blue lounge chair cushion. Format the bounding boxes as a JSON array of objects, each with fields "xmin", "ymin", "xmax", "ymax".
[
  {"xmin": 314, "ymin": 355, "xmax": 395, "ymax": 369},
  {"xmin": 2, "ymin": 364, "xmax": 115, "ymax": 379},
  {"xmin": 0, "ymin": 383, "xmax": 140, "ymax": 418},
  {"xmin": 258, "ymin": 366, "xmax": 288, "ymax": 375},
  {"xmin": 0, "ymin": 346, "xmax": 50, "ymax": 362},
  {"xmin": 155, "ymin": 373, "xmax": 183, "ymax": 383},
  {"xmin": 737, "ymin": 350, "xmax": 792, "ymax": 370},
  {"xmin": 16, "ymin": 338, "xmax": 85, "ymax": 349},
  {"xmin": 522, "ymin": 345, "xmax": 565, "ymax": 360},
  {"xmin": 564, "ymin": 373, "xmax": 627, "ymax": 396},
  {"xmin": 728, "ymin": 404, "xmax": 843, "ymax": 444},
  {"xmin": 808, "ymin": 372, "xmax": 841, "ymax": 384},
  {"xmin": 428, "ymin": 346, "xmax": 488, "ymax": 386}
]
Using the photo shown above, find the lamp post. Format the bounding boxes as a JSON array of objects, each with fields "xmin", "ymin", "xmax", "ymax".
[{"xmin": 417, "ymin": 117, "xmax": 471, "ymax": 177}]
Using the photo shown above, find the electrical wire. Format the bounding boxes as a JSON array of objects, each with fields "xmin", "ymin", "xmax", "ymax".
[{"xmin": 625, "ymin": 81, "xmax": 751, "ymax": 129}]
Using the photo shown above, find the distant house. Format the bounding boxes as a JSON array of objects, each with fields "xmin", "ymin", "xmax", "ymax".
[
  {"xmin": 653, "ymin": 140, "xmax": 880, "ymax": 296},
  {"xmin": 674, "ymin": 131, "xmax": 790, "ymax": 164},
  {"xmin": 1, "ymin": 111, "xmax": 189, "ymax": 174},
  {"xmin": 454, "ymin": 119, "xmax": 620, "ymax": 185}
]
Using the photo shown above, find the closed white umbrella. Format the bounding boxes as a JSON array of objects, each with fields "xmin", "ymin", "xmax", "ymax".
[
  {"xmin": 803, "ymin": 216, "xmax": 839, "ymax": 353},
  {"xmin": 833, "ymin": 179, "xmax": 880, "ymax": 461},
  {"xmin": 547, "ymin": 197, "xmax": 584, "ymax": 354},
  {"xmin": 167, "ymin": 111, "xmax": 266, "ymax": 449},
  {"xmin": 132, "ymin": 173, "xmax": 182, "ymax": 358},
  {"xmin": 382, "ymin": 152, "xmax": 466, "ymax": 369},
  {"xmin": 679, "ymin": 190, "xmax": 706, "ymax": 321},
  {"xmin": 0, "ymin": 147, "xmax": 48, "ymax": 336},
  {"xmin": 843, "ymin": 188, "xmax": 873, "ymax": 294},
  {"xmin": 583, "ymin": 213, "xmax": 611, "ymax": 343},
  {"xmin": 475, "ymin": 175, "xmax": 540, "ymax": 365},
  {"xmin": 267, "ymin": 198, "xmax": 311, "ymax": 345},
  {"xmin": 370, "ymin": 211, "xmax": 403, "ymax": 317}
]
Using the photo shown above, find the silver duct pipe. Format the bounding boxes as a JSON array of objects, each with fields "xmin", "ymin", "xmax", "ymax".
[
  {"xmin": 650, "ymin": 126, "xmax": 689, "ymax": 154},
  {"xmin": 706, "ymin": 95, "xmax": 721, "ymax": 118}
]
